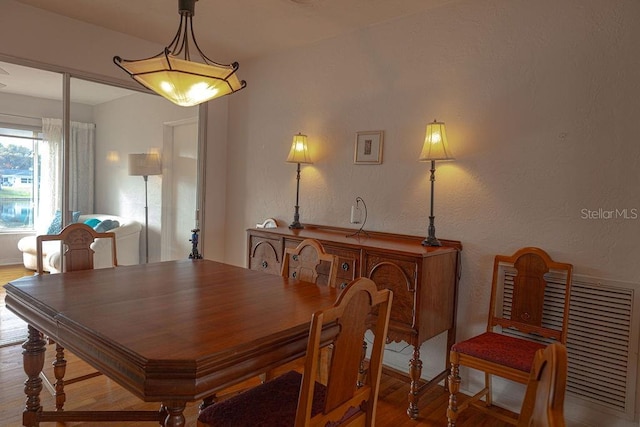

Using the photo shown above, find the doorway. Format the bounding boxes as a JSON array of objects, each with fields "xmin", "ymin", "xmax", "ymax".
[{"xmin": 161, "ymin": 118, "xmax": 199, "ymax": 261}]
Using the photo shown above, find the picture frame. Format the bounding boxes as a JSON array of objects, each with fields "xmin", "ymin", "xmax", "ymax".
[{"xmin": 354, "ymin": 130, "xmax": 384, "ymax": 164}]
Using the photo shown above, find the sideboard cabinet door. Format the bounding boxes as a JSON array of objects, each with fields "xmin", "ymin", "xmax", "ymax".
[
  {"xmin": 365, "ymin": 253, "xmax": 417, "ymax": 331},
  {"xmin": 247, "ymin": 234, "xmax": 282, "ymax": 275}
]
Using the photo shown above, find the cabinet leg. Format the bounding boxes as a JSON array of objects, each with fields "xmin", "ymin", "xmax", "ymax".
[{"xmin": 407, "ymin": 346, "xmax": 422, "ymax": 419}]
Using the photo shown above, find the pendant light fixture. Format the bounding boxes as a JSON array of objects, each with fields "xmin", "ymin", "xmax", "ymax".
[{"xmin": 114, "ymin": 0, "xmax": 246, "ymax": 107}]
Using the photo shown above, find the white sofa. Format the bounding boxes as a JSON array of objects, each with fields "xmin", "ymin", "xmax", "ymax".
[{"xmin": 17, "ymin": 214, "xmax": 142, "ymax": 273}]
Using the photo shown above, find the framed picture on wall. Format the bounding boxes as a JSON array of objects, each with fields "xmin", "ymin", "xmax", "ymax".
[{"xmin": 354, "ymin": 130, "xmax": 384, "ymax": 164}]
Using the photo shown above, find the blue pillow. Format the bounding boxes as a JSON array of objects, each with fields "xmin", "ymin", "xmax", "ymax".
[
  {"xmin": 46, "ymin": 211, "xmax": 62, "ymax": 234},
  {"xmin": 84, "ymin": 218, "xmax": 101, "ymax": 228},
  {"xmin": 47, "ymin": 211, "xmax": 82, "ymax": 234},
  {"xmin": 94, "ymin": 219, "xmax": 120, "ymax": 233}
]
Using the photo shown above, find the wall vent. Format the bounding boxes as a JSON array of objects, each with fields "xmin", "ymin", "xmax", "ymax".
[{"xmin": 500, "ymin": 270, "xmax": 638, "ymax": 419}]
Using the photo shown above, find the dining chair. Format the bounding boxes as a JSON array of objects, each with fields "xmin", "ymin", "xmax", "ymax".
[
  {"xmin": 36, "ymin": 222, "xmax": 118, "ymax": 274},
  {"xmin": 517, "ymin": 343, "xmax": 568, "ymax": 427},
  {"xmin": 280, "ymin": 238, "xmax": 340, "ymax": 384},
  {"xmin": 447, "ymin": 247, "xmax": 573, "ymax": 426},
  {"xmin": 200, "ymin": 238, "xmax": 340, "ymax": 409},
  {"xmin": 36, "ymin": 222, "xmax": 118, "ymax": 410},
  {"xmin": 197, "ymin": 276, "xmax": 393, "ymax": 427},
  {"xmin": 281, "ymin": 238, "xmax": 339, "ymax": 288}
]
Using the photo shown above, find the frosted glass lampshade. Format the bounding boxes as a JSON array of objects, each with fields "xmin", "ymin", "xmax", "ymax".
[{"xmin": 115, "ymin": 53, "xmax": 245, "ymax": 107}]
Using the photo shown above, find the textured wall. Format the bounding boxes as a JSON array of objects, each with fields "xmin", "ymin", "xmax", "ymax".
[
  {"xmin": 224, "ymin": 0, "xmax": 640, "ymax": 422},
  {"xmin": 226, "ymin": 0, "xmax": 640, "ymax": 285}
]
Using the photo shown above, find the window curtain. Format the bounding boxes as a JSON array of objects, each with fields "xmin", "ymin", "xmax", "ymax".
[
  {"xmin": 39, "ymin": 118, "xmax": 95, "ymax": 231},
  {"xmin": 68, "ymin": 121, "xmax": 95, "ymax": 213}
]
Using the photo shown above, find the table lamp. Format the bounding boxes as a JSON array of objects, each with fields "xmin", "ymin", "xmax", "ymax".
[
  {"xmin": 418, "ymin": 120, "xmax": 454, "ymax": 246},
  {"xmin": 286, "ymin": 133, "xmax": 313, "ymax": 229}
]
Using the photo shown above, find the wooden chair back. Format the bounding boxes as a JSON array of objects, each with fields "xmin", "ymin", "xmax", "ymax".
[
  {"xmin": 36, "ymin": 223, "xmax": 118, "ymax": 274},
  {"xmin": 518, "ymin": 343, "xmax": 568, "ymax": 427},
  {"xmin": 281, "ymin": 238, "xmax": 338, "ymax": 287},
  {"xmin": 488, "ymin": 247, "xmax": 573, "ymax": 343},
  {"xmin": 295, "ymin": 277, "xmax": 393, "ymax": 426}
]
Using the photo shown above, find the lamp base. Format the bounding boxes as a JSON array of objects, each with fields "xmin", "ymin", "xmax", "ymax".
[
  {"xmin": 421, "ymin": 236, "xmax": 442, "ymax": 247},
  {"xmin": 289, "ymin": 221, "xmax": 304, "ymax": 229}
]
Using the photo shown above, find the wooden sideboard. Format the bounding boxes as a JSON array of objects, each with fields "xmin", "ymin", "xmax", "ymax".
[{"xmin": 246, "ymin": 224, "xmax": 462, "ymax": 418}]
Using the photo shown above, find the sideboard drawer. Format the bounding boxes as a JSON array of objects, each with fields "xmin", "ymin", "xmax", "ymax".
[
  {"xmin": 324, "ymin": 245, "xmax": 359, "ymax": 289},
  {"xmin": 335, "ymin": 256, "xmax": 357, "ymax": 289}
]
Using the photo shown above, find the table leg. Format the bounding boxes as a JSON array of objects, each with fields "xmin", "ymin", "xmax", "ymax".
[
  {"xmin": 407, "ymin": 345, "xmax": 423, "ymax": 419},
  {"xmin": 22, "ymin": 325, "xmax": 46, "ymax": 427},
  {"xmin": 162, "ymin": 401, "xmax": 186, "ymax": 427}
]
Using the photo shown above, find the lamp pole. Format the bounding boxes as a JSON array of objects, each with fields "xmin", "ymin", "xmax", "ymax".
[
  {"xmin": 289, "ymin": 162, "xmax": 303, "ymax": 229},
  {"xmin": 422, "ymin": 160, "xmax": 441, "ymax": 247},
  {"xmin": 143, "ymin": 175, "xmax": 150, "ymax": 262}
]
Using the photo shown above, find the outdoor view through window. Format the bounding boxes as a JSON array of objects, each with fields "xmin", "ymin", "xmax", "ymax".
[{"xmin": 0, "ymin": 125, "xmax": 41, "ymax": 231}]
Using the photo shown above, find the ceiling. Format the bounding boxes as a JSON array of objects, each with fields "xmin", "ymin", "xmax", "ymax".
[
  {"xmin": 3, "ymin": 0, "xmax": 458, "ymax": 105},
  {"xmin": 14, "ymin": 0, "xmax": 458, "ymax": 62}
]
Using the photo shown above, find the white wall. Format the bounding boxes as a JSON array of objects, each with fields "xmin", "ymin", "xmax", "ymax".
[
  {"xmin": 201, "ymin": 99, "xmax": 230, "ymax": 261},
  {"xmin": 223, "ymin": 0, "xmax": 640, "ymax": 425}
]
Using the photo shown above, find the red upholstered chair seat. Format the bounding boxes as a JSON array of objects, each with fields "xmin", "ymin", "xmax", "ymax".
[
  {"xmin": 452, "ymin": 332, "xmax": 547, "ymax": 372},
  {"xmin": 198, "ymin": 370, "xmax": 326, "ymax": 427}
]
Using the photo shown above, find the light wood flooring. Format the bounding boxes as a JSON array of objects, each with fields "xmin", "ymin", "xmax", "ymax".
[
  {"xmin": 0, "ymin": 264, "xmax": 517, "ymax": 426},
  {"xmin": 0, "ymin": 265, "xmax": 31, "ymax": 348}
]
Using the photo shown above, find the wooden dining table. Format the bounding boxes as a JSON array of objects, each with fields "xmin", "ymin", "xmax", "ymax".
[{"xmin": 4, "ymin": 259, "xmax": 339, "ymax": 426}]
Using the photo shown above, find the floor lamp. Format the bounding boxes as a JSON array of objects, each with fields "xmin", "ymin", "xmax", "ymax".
[
  {"xmin": 128, "ymin": 153, "xmax": 162, "ymax": 263},
  {"xmin": 418, "ymin": 120, "xmax": 454, "ymax": 246}
]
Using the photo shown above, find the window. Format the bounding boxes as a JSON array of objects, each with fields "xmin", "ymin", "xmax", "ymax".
[
  {"xmin": 0, "ymin": 59, "xmax": 205, "ymax": 262},
  {"xmin": 0, "ymin": 125, "xmax": 42, "ymax": 231}
]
